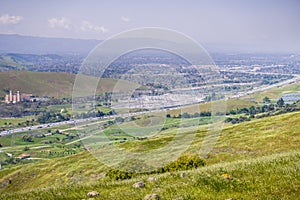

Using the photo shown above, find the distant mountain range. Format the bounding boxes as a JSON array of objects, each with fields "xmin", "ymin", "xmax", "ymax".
[
  {"xmin": 1, "ymin": 34, "xmax": 297, "ymax": 56},
  {"xmin": 0, "ymin": 34, "xmax": 259, "ymax": 55},
  {"xmin": 0, "ymin": 34, "xmax": 100, "ymax": 55}
]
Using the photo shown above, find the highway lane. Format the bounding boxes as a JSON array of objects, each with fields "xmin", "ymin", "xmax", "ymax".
[
  {"xmin": 0, "ymin": 117, "xmax": 96, "ymax": 136},
  {"xmin": 0, "ymin": 110, "xmax": 157, "ymax": 137}
]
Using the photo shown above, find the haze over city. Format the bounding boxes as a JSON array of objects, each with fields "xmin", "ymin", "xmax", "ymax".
[{"xmin": 0, "ymin": 0, "xmax": 299, "ymax": 52}]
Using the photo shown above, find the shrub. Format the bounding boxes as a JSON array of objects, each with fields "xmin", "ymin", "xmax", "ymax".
[
  {"xmin": 106, "ymin": 154, "xmax": 206, "ymax": 180},
  {"xmin": 162, "ymin": 154, "xmax": 205, "ymax": 172},
  {"xmin": 106, "ymin": 168, "xmax": 133, "ymax": 180},
  {"xmin": 22, "ymin": 134, "xmax": 33, "ymax": 142},
  {"xmin": 225, "ymin": 117, "xmax": 233, "ymax": 123}
]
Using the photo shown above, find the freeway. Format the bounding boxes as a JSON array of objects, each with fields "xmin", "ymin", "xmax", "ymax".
[
  {"xmin": 0, "ymin": 97, "xmax": 203, "ymax": 137},
  {"xmin": 0, "ymin": 109, "xmax": 155, "ymax": 137},
  {"xmin": 0, "ymin": 117, "xmax": 97, "ymax": 137}
]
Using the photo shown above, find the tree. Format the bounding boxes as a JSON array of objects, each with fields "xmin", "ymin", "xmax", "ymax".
[
  {"xmin": 262, "ymin": 105, "xmax": 268, "ymax": 112},
  {"xmin": 249, "ymin": 106, "xmax": 256, "ymax": 115},
  {"xmin": 277, "ymin": 98, "xmax": 285, "ymax": 107},
  {"xmin": 193, "ymin": 112, "xmax": 200, "ymax": 118},
  {"xmin": 229, "ymin": 110, "xmax": 237, "ymax": 115},
  {"xmin": 115, "ymin": 117, "xmax": 125, "ymax": 123},
  {"xmin": 182, "ymin": 112, "xmax": 190, "ymax": 118},
  {"xmin": 263, "ymin": 96, "xmax": 271, "ymax": 103},
  {"xmin": 22, "ymin": 134, "xmax": 33, "ymax": 142}
]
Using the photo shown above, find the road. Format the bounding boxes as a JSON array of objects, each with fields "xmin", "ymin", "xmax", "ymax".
[
  {"xmin": 0, "ymin": 117, "xmax": 97, "ymax": 137},
  {"xmin": 0, "ymin": 109, "xmax": 157, "ymax": 137}
]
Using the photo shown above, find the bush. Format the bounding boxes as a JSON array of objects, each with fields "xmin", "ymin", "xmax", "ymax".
[
  {"xmin": 106, "ymin": 168, "xmax": 133, "ymax": 180},
  {"xmin": 225, "ymin": 117, "xmax": 233, "ymax": 123},
  {"xmin": 22, "ymin": 134, "xmax": 33, "ymax": 142},
  {"xmin": 106, "ymin": 158, "xmax": 150, "ymax": 180},
  {"xmin": 106, "ymin": 154, "xmax": 206, "ymax": 180},
  {"xmin": 162, "ymin": 154, "xmax": 206, "ymax": 172}
]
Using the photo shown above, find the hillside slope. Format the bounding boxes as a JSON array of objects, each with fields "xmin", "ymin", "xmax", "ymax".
[
  {"xmin": 0, "ymin": 111, "xmax": 299, "ymax": 199},
  {"xmin": 1, "ymin": 151, "xmax": 299, "ymax": 200},
  {"xmin": 0, "ymin": 71, "xmax": 131, "ymax": 98}
]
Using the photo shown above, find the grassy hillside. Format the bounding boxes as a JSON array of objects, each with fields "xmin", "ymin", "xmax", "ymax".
[
  {"xmin": 1, "ymin": 151, "xmax": 299, "ymax": 200},
  {"xmin": 0, "ymin": 55, "xmax": 27, "ymax": 71},
  {"xmin": 0, "ymin": 111, "xmax": 299, "ymax": 199},
  {"xmin": 0, "ymin": 71, "xmax": 133, "ymax": 98},
  {"xmin": 118, "ymin": 111, "xmax": 300, "ymax": 164}
]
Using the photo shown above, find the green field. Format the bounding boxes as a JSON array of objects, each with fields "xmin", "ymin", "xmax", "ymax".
[
  {"xmin": 0, "ymin": 111, "xmax": 299, "ymax": 199},
  {"xmin": 0, "ymin": 116, "xmax": 35, "ymax": 127}
]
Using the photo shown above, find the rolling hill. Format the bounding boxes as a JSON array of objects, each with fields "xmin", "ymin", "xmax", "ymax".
[
  {"xmin": 0, "ymin": 71, "xmax": 134, "ymax": 98},
  {"xmin": 0, "ymin": 111, "xmax": 299, "ymax": 199},
  {"xmin": 0, "ymin": 34, "xmax": 99, "ymax": 55}
]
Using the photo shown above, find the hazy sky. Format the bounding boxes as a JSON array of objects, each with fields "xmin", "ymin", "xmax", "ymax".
[{"xmin": 0, "ymin": 0, "xmax": 299, "ymax": 52}]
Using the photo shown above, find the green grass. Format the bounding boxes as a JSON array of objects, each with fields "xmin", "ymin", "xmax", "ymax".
[
  {"xmin": 0, "ymin": 151, "xmax": 299, "ymax": 200},
  {"xmin": 0, "ymin": 126, "xmax": 83, "ymax": 162},
  {"xmin": 205, "ymin": 111, "xmax": 300, "ymax": 164},
  {"xmin": 80, "ymin": 116, "xmax": 214, "ymax": 149},
  {"xmin": 46, "ymin": 104, "xmax": 72, "ymax": 114},
  {"xmin": 116, "ymin": 112, "xmax": 300, "ymax": 165},
  {"xmin": 0, "ymin": 111, "xmax": 299, "ymax": 199},
  {"xmin": 0, "ymin": 116, "xmax": 35, "ymax": 127},
  {"xmin": 1, "ymin": 129, "xmax": 64, "ymax": 147}
]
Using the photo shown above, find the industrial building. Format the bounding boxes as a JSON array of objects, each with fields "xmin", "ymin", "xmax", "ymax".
[{"xmin": 4, "ymin": 90, "xmax": 33, "ymax": 104}]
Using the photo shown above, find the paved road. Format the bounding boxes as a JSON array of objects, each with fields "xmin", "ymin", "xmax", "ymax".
[
  {"xmin": 0, "ymin": 109, "xmax": 155, "ymax": 137},
  {"xmin": 0, "ymin": 117, "xmax": 97, "ymax": 137}
]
